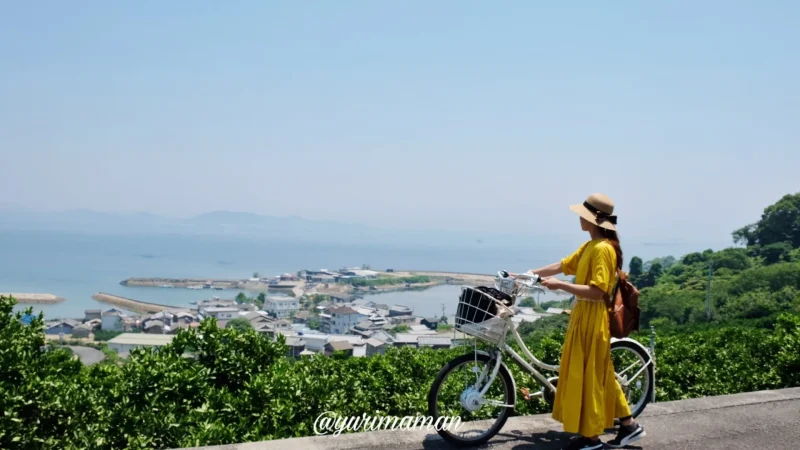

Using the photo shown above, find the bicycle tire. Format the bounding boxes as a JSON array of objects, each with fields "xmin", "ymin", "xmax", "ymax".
[
  {"xmin": 610, "ymin": 339, "xmax": 654, "ymax": 419},
  {"xmin": 428, "ymin": 352, "xmax": 515, "ymax": 447}
]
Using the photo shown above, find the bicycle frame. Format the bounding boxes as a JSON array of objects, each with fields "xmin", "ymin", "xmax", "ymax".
[{"xmin": 470, "ymin": 314, "xmax": 655, "ymax": 405}]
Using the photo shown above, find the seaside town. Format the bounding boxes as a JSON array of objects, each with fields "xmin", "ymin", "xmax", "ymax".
[{"xmin": 32, "ymin": 266, "xmax": 568, "ymax": 360}]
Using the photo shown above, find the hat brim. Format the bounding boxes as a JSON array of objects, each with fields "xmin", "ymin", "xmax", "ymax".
[{"xmin": 569, "ymin": 204, "xmax": 617, "ymax": 231}]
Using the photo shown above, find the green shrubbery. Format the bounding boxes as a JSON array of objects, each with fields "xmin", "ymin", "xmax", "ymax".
[{"xmin": 3, "ymin": 293, "xmax": 800, "ymax": 449}]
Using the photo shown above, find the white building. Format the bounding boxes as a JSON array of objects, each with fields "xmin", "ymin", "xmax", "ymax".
[
  {"xmin": 327, "ymin": 306, "xmax": 367, "ymax": 335},
  {"xmin": 200, "ymin": 306, "xmax": 239, "ymax": 320},
  {"xmin": 107, "ymin": 333, "xmax": 174, "ymax": 354},
  {"xmin": 101, "ymin": 310, "xmax": 124, "ymax": 331},
  {"xmin": 264, "ymin": 296, "xmax": 300, "ymax": 319}
]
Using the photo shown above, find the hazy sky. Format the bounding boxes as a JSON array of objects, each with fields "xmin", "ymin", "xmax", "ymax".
[{"xmin": 1, "ymin": 1, "xmax": 798, "ymax": 244}]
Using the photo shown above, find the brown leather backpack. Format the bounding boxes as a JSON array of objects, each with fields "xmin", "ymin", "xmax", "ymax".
[{"xmin": 604, "ymin": 270, "xmax": 640, "ymax": 338}]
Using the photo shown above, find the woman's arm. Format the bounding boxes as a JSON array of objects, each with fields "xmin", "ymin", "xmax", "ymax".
[
  {"xmin": 540, "ymin": 278, "xmax": 606, "ymax": 301},
  {"xmin": 528, "ymin": 262, "xmax": 563, "ymax": 278}
]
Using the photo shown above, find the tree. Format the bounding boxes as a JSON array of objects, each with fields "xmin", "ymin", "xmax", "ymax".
[
  {"xmin": 639, "ymin": 262, "xmax": 663, "ymax": 289},
  {"xmin": 629, "ymin": 257, "xmax": 644, "ymax": 279},
  {"xmin": 760, "ymin": 242, "xmax": 794, "ymax": 265},
  {"xmin": 392, "ymin": 324, "xmax": 409, "ymax": 334},
  {"xmin": 256, "ymin": 292, "xmax": 267, "ymax": 308},
  {"xmin": 253, "ymin": 272, "xmax": 260, "ymax": 279},
  {"xmin": 226, "ymin": 317, "xmax": 253, "ymax": 332},
  {"xmin": 235, "ymin": 292, "xmax": 248, "ymax": 304},
  {"xmin": 733, "ymin": 192, "xmax": 800, "ymax": 248}
]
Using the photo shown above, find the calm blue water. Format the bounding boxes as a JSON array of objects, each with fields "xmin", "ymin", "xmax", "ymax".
[{"xmin": 1, "ymin": 230, "xmax": 565, "ymax": 319}]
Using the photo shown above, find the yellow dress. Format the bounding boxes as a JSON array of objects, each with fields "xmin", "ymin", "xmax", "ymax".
[{"xmin": 551, "ymin": 239, "xmax": 631, "ymax": 437}]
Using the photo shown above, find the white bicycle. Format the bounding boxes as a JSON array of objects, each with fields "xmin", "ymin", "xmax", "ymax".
[{"xmin": 428, "ymin": 272, "xmax": 656, "ymax": 447}]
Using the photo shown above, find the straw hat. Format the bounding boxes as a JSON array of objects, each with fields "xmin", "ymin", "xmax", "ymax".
[{"xmin": 569, "ymin": 193, "xmax": 618, "ymax": 231}]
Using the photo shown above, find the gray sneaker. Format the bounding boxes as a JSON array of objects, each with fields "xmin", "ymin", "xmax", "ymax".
[{"xmin": 606, "ymin": 422, "xmax": 646, "ymax": 448}]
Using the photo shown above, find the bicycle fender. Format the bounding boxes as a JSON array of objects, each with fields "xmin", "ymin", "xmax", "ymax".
[{"xmin": 611, "ymin": 337, "xmax": 652, "ymax": 358}]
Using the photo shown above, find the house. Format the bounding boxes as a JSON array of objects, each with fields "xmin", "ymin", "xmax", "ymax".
[
  {"xmin": 256, "ymin": 319, "xmax": 293, "ymax": 338},
  {"xmin": 327, "ymin": 306, "xmax": 367, "ymax": 335},
  {"xmin": 284, "ymin": 336, "xmax": 306, "ymax": 358},
  {"xmin": 174, "ymin": 311, "xmax": 196, "ymax": 324},
  {"xmin": 101, "ymin": 310, "xmax": 125, "ymax": 331},
  {"xmin": 148, "ymin": 311, "xmax": 176, "ymax": 325},
  {"xmin": 369, "ymin": 330, "xmax": 394, "ymax": 344},
  {"xmin": 44, "ymin": 319, "xmax": 80, "ymax": 335},
  {"xmin": 169, "ymin": 322, "xmax": 200, "ymax": 334},
  {"xmin": 144, "ymin": 320, "xmax": 166, "ymax": 334},
  {"xmin": 338, "ymin": 268, "xmax": 380, "ymax": 279},
  {"xmin": 293, "ymin": 310, "xmax": 313, "ymax": 324},
  {"xmin": 421, "ymin": 317, "xmax": 443, "ymax": 330},
  {"xmin": 352, "ymin": 342, "xmax": 367, "ymax": 358},
  {"xmin": 324, "ymin": 340, "xmax": 354, "ymax": 357},
  {"xmin": 408, "ymin": 324, "xmax": 436, "ymax": 334},
  {"xmin": 365, "ymin": 338, "xmax": 387, "ymax": 356},
  {"xmin": 84, "ymin": 309, "xmax": 102, "ymax": 322},
  {"xmin": 392, "ymin": 333, "xmax": 422, "ymax": 347},
  {"xmin": 388, "ymin": 305, "xmax": 413, "ymax": 317},
  {"xmin": 71, "ymin": 323, "xmax": 94, "ymax": 339},
  {"xmin": 107, "ymin": 333, "xmax": 174, "ymax": 354},
  {"xmin": 264, "ymin": 296, "xmax": 300, "ymax": 319},
  {"xmin": 200, "ymin": 306, "xmax": 239, "ymax": 320},
  {"xmin": 418, "ymin": 336, "xmax": 453, "ymax": 350},
  {"xmin": 350, "ymin": 319, "xmax": 378, "ymax": 336},
  {"xmin": 300, "ymin": 270, "xmax": 338, "ymax": 283}
]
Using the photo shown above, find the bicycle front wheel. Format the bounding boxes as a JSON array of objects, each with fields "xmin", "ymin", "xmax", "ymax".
[{"xmin": 427, "ymin": 352, "xmax": 515, "ymax": 447}]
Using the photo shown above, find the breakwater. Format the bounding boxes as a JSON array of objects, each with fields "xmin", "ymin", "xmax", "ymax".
[
  {"xmin": 92, "ymin": 292, "xmax": 188, "ymax": 314},
  {"xmin": 2, "ymin": 293, "xmax": 65, "ymax": 304}
]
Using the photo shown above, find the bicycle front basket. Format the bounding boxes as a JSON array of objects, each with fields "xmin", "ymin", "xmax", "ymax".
[{"xmin": 455, "ymin": 286, "xmax": 514, "ymax": 345}]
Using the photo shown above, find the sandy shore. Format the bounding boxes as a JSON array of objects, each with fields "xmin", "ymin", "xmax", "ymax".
[{"xmin": 2, "ymin": 293, "xmax": 66, "ymax": 304}]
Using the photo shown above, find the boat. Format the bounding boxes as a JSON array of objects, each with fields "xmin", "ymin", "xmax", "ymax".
[
  {"xmin": 187, "ymin": 285, "xmax": 203, "ymax": 290},
  {"xmin": 159, "ymin": 284, "xmax": 174, "ymax": 288},
  {"xmin": 212, "ymin": 286, "xmax": 224, "ymax": 290},
  {"xmin": 189, "ymin": 300, "xmax": 197, "ymax": 305}
]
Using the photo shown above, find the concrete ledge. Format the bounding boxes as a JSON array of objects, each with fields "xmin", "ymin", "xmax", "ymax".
[{"xmin": 178, "ymin": 387, "xmax": 800, "ymax": 450}]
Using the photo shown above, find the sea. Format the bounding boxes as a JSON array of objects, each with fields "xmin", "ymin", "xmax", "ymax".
[
  {"xmin": 1, "ymin": 230, "xmax": 720, "ymax": 320},
  {"xmin": 0, "ymin": 230, "xmax": 572, "ymax": 320}
]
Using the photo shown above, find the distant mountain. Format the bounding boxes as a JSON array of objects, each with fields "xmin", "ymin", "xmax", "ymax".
[{"xmin": 0, "ymin": 207, "xmax": 510, "ymax": 248}]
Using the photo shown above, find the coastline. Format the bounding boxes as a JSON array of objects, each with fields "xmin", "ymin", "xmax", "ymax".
[{"xmin": 2, "ymin": 293, "xmax": 65, "ymax": 304}]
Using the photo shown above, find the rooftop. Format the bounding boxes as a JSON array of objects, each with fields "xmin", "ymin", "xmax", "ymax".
[
  {"xmin": 107, "ymin": 333, "xmax": 175, "ymax": 346},
  {"xmin": 418, "ymin": 336, "xmax": 453, "ymax": 347},
  {"xmin": 202, "ymin": 307, "xmax": 240, "ymax": 313},
  {"xmin": 329, "ymin": 306, "xmax": 361, "ymax": 316},
  {"xmin": 326, "ymin": 340, "xmax": 353, "ymax": 351}
]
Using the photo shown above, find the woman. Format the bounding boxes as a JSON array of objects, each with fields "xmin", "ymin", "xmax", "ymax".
[{"xmin": 528, "ymin": 193, "xmax": 645, "ymax": 450}]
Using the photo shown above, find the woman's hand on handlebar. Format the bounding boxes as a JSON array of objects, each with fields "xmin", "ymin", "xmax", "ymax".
[{"xmin": 540, "ymin": 277, "xmax": 565, "ymax": 290}]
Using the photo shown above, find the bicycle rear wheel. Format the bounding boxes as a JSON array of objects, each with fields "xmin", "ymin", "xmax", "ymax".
[
  {"xmin": 428, "ymin": 352, "xmax": 515, "ymax": 447},
  {"xmin": 610, "ymin": 340, "xmax": 654, "ymax": 418}
]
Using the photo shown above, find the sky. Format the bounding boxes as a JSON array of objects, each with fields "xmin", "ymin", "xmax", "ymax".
[{"xmin": 1, "ymin": 1, "xmax": 798, "ymax": 246}]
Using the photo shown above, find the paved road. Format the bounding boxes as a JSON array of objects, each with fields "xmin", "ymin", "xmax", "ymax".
[
  {"xmin": 183, "ymin": 388, "xmax": 800, "ymax": 450},
  {"xmin": 65, "ymin": 345, "xmax": 106, "ymax": 365}
]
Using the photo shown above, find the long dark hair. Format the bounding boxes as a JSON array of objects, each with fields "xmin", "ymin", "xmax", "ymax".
[{"xmin": 600, "ymin": 228, "xmax": 624, "ymax": 271}]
